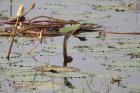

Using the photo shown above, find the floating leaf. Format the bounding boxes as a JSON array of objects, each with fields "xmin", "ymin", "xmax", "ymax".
[
  {"xmin": 0, "ymin": 51, "xmax": 21, "ymax": 59},
  {"xmin": 94, "ymin": 72, "xmax": 112, "ymax": 79},
  {"xmin": 43, "ymin": 72, "xmax": 94, "ymax": 78},
  {"xmin": 35, "ymin": 65, "xmax": 81, "ymax": 72},
  {"xmin": 15, "ymin": 61, "xmax": 45, "ymax": 68},
  {"xmin": 106, "ymin": 61, "xmax": 140, "ymax": 67},
  {"xmin": 14, "ymin": 80, "xmax": 61, "ymax": 90},
  {"xmin": 107, "ymin": 43, "xmax": 140, "ymax": 50},
  {"xmin": 93, "ymin": 5, "xmax": 134, "ymax": 11},
  {"xmin": 59, "ymin": 24, "xmax": 80, "ymax": 33},
  {"xmin": 58, "ymin": 87, "xmax": 83, "ymax": 93},
  {"xmin": 5, "ymin": 73, "xmax": 50, "ymax": 82},
  {"xmin": 128, "ymin": 52, "xmax": 140, "ymax": 58},
  {"xmin": 122, "ymin": 83, "xmax": 140, "ymax": 90},
  {"xmin": 31, "ymin": 82, "xmax": 60, "ymax": 90}
]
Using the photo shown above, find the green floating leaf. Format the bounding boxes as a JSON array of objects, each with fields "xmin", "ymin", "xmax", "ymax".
[
  {"xmin": 15, "ymin": 61, "xmax": 46, "ymax": 68},
  {"xmin": 94, "ymin": 5, "xmax": 134, "ymax": 11},
  {"xmin": 108, "ymin": 43, "xmax": 140, "ymax": 50},
  {"xmin": 128, "ymin": 52, "xmax": 140, "ymax": 58},
  {"xmin": 58, "ymin": 87, "xmax": 83, "ymax": 93},
  {"xmin": 6, "ymin": 73, "xmax": 50, "ymax": 82},
  {"xmin": 14, "ymin": 79, "xmax": 61, "ymax": 90},
  {"xmin": 31, "ymin": 81, "xmax": 61, "ymax": 90},
  {"xmin": 43, "ymin": 72, "xmax": 94, "ymax": 78},
  {"xmin": 35, "ymin": 65, "xmax": 81, "ymax": 73},
  {"xmin": 122, "ymin": 83, "xmax": 140, "ymax": 90},
  {"xmin": 4, "ymin": 70, "xmax": 94, "ymax": 81},
  {"xmin": 59, "ymin": 24, "xmax": 80, "ymax": 33},
  {"xmin": 107, "ymin": 61, "xmax": 140, "ymax": 67},
  {"xmin": 94, "ymin": 72, "xmax": 112, "ymax": 79},
  {"xmin": 0, "ymin": 51, "xmax": 21, "ymax": 58}
]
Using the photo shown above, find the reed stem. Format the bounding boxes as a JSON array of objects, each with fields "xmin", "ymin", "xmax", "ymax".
[{"xmin": 6, "ymin": 18, "xmax": 19, "ymax": 60}]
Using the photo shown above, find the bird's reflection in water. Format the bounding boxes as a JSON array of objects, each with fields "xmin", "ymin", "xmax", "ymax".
[{"xmin": 64, "ymin": 77, "xmax": 75, "ymax": 89}]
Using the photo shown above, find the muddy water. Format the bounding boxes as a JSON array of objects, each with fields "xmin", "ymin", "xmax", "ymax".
[{"xmin": 0, "ymin": 0, "xmax": 140, "ymax": 93}]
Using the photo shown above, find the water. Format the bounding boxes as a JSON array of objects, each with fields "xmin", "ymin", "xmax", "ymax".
[{"xmin": 0, "ymin": 0, "xmax": 140, "ymax": 93}]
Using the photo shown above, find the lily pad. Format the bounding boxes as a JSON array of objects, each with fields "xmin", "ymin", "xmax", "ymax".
[
  {"xmin": 106, "ymin": 61, "xmax": 140, "ymax": 67},
  {"xmin": 15, "ymin": 61, "xmax": 45, "ymax": 68},
  {"xmin": 107, "ymin": 43, "xmax": 140, "ymax": 50},
  {"xmin": 128, "ymin": 52, "xmax": 140, "ymax": 58},
  {"xmin": 42, "ymin": 72, "xmax": 94, "ymax": 78},
  {"xmin": 4, "ymin": 69, "xmax": 94, "ymax": 80},
  {"xmin": 59, "ymin": 24, "xmax": 80, "ymax": 33},
  {"xmin": 35, "ymin": 65, "xmax": 81, "ymax": 72},
  {"xmin": 122, "ymin": 83, "xmax": 140, "ymax": 90},
  {"xmin": 14, "ymin": 80, "xmax": 61, "ymax": 90},
  {"xmin": 94, "ymin": 72, "xmax": 112, "ymax": 79},
  {"xmin": 30, "ymin": 82, "xmax": 61, "ymax": 90},
  {"xmin": 5, "ymin": 73, "xmax": 50, "ymax": 82},
  {"xmin": 0, "ymin": 51, "xmax": 22, "ymax": 58},
  {"xmin": 103, "ymin": 61, "xmax": 140, "ymax": 71},
  {"xmin": 93, "ymin": 5, "xmax": 134, "ymax": 11},
  {"xmin": 58, "ymin": 87, "xmax": 84, "ymax": 93}
]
